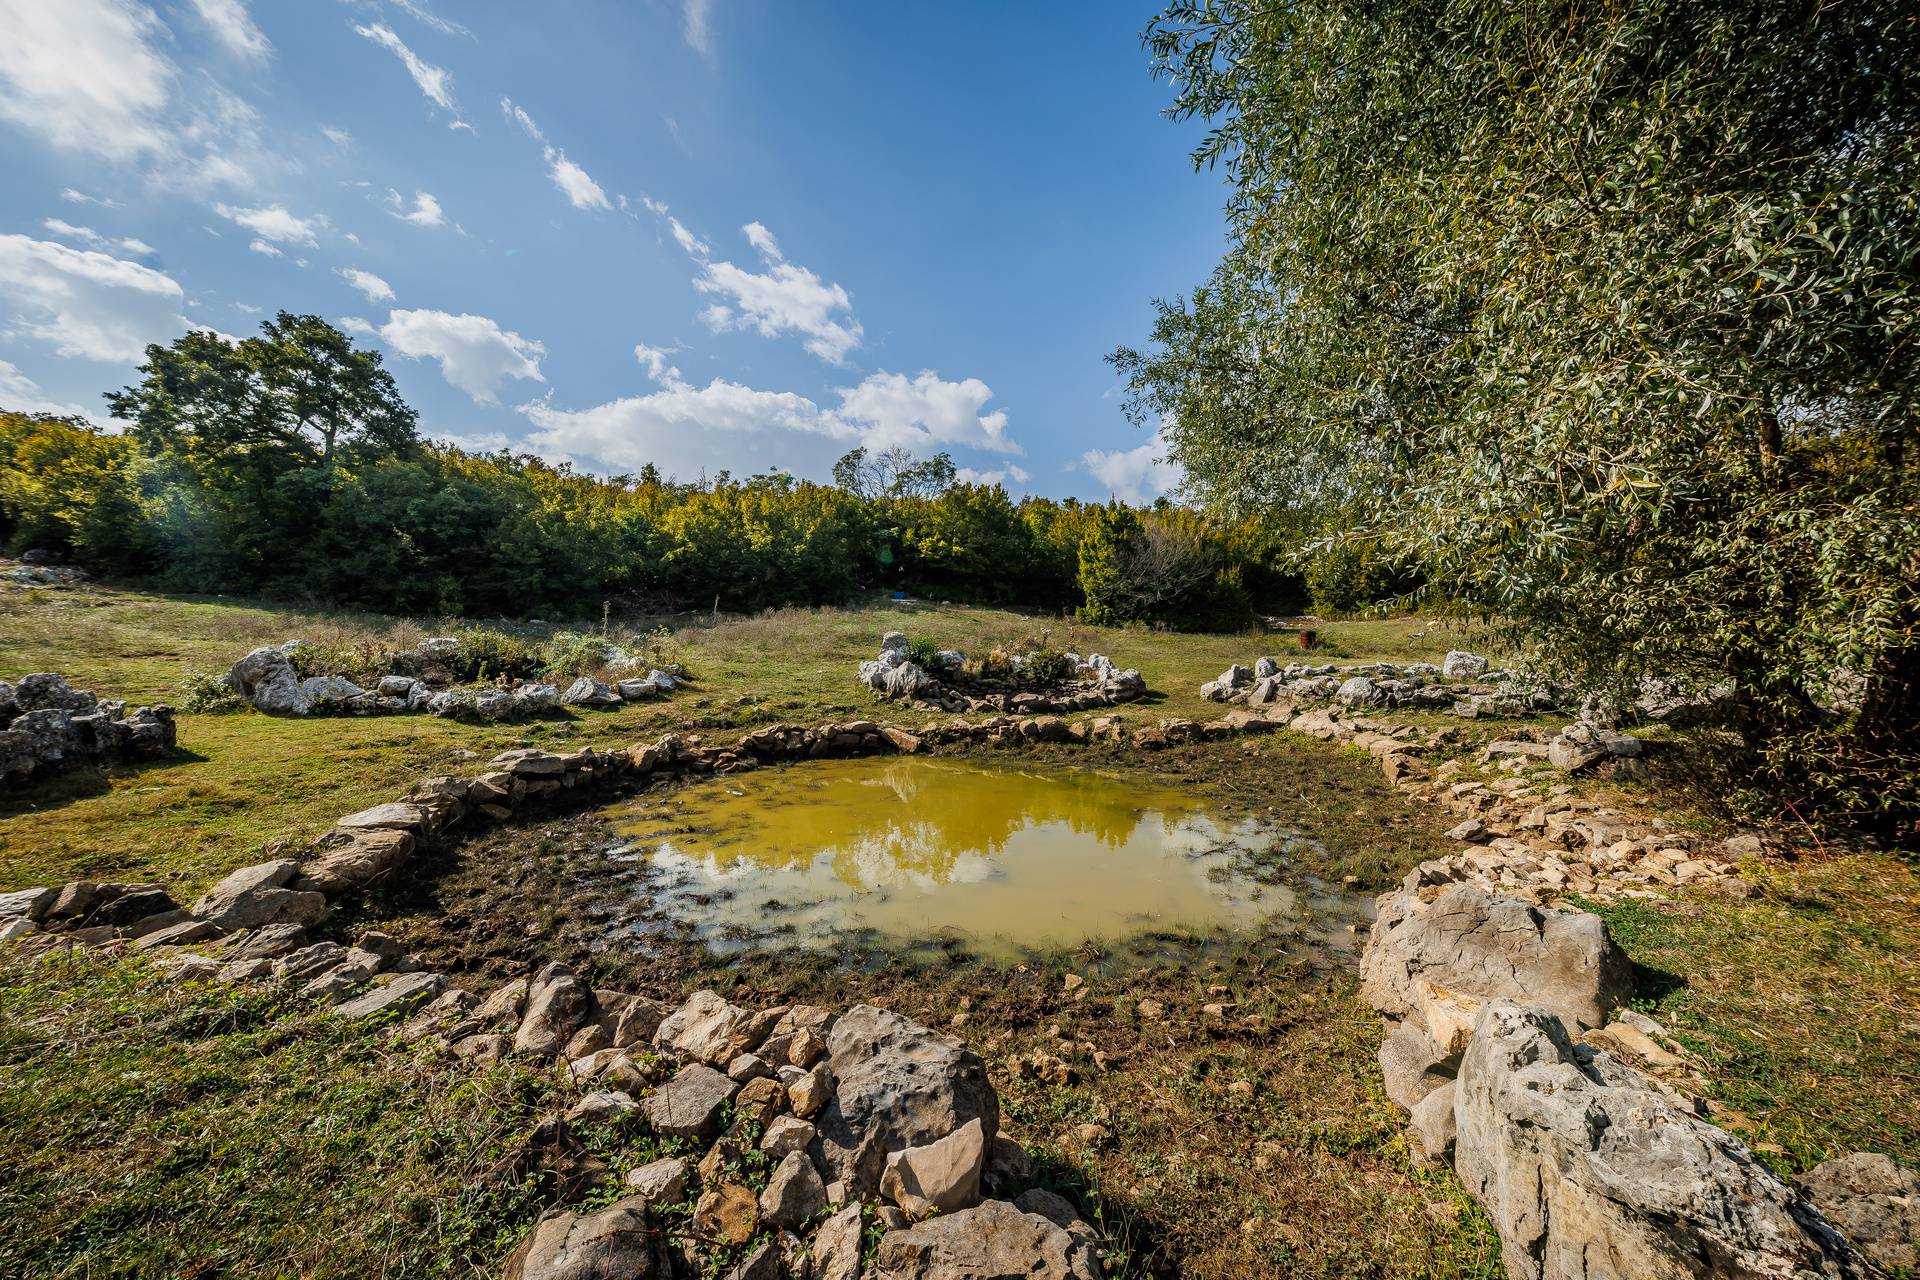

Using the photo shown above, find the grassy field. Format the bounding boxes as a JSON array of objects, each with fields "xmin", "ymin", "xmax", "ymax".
[{"xmin": 2, "ymin": 576, "xmax": 1916, "ymax": 1279}]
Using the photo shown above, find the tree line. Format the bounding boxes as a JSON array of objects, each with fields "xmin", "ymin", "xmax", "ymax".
[{"xmin": 0, "ymin": 313, "xmax": 1380, "ymax": 629}]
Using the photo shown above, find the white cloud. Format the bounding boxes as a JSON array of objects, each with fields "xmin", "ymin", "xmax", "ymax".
[
  {"xmin": 633, "ymin": 343, "xmax": 682, "ymax": 384},
  {"xmin": 1083, "ymin": 428, "xmax": 1184, "ymax": 503},
  {"xmin": 233, "ymin": 301, "xmax": 262, "ymax": 314},
  {"xmin": 0, "ymin": 359, "xmax": 98, "ymax": 420},
  {"xmin": 338, "ymin": 267, "xmax": 395, "ymax": 302},
  {"xmin": 377, "ymin": 308, "xmax": 545, "ymax": 403},
  {"xmin": 385, "ymin": 189, "xmax": 445, "ymax": 227},
  {"xmin": 247, "ymin": 238, "xmax": 281, "ymax": 257},
  {"xmin": 0, "ymin": 0, "xmax": 173, "ymax": 161},
  {"xmin": 381, "ymin": 0, "xmax": 470, "ymax": 38},
  {"xmin": 0, "ymin": 233, "xmax": 190, "ymax": 362},
  {"xmin": 191, "ymin": 0, "xmax": 272, "ymax": 63},
  {"xmin": 432, "ymin": 428, "xmax": 515, "ymax": 454},
  {"xmin": 41, "ymin": 218, "xmax": 153, "ymax": 256},
  {"xmin": 834, "ymin": 371, "xmax": 1018, "ymax": 454},
  {"xmin": 955, "ymin": 464, "xmax": 1032, "ymax": 490},
  {"xmin": 683, "ymin": 0, "xmax": 715, "ymax": 56},
  {"xmin": 60, "ymin": 188, "xmax": 121, "ymax": 208},
  {"xmin": 214, "ymin": 201, "xmax": 326, "ymax": 246},
  {"xmin": 694, "ymin": 224, "xmax": 863, "ymax": 365},
  {"xmin": 338, "ymin": 315, "xmax": 376, "ymax": 336},
  {"xmin": 355, "ymin": 22, "xmax": 457, "ymax": 115},
  {"xmin": 501, "ymin": 98, "xmax": 610, "ymax": 211},
  {"xmin": 322, "ymin": 125, "xmax": 352, "ymax": 147},
  {"xmin": 522, "ymin": 367, "xmax": 1018, "ymax": 482}
]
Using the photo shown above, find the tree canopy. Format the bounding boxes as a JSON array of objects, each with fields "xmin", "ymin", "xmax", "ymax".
[{"xmin": 1118, "ymin": 0, "xmax": 1919, "ymax": 830}]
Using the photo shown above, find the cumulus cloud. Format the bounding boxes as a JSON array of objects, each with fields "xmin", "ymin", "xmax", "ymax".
[
  {"xmin": 955, "ymin": 464, "xmax": 1032, "ymax": 490},
  {"xmin": 42, "ymin": 218, "xmax": 154, "ymax": 257},
  {"xmin": 355, "ymin": 22, "xmax": 458, "ymax": 118},
  {"xmin": 214, "ymin": 202, "xmax": 327, "ymax": 247},
  {"xmin": 377, "ymin": 308, "xmax": 545, "ymax": 403},
  {"xmin": 1083, "ymin": 427, "xmax": 1184, "ymax": 503},
  {"xmin": 191, "ymin": 0, "xmax": 272, "ymax": 63},
  {"xmin": 386, "ymin": 189, "xmax": 446, "ymax": 227},
  {"xmin": 694, "ymin": 223, "xmax": 863, "ymax": 365},
  {"xmin": 521, "ymin": 367, "xmax": 1016, "ymax": 483},
  {"xmin": 834, "ymin": 370, "xmax": 1017, "ymax": 454},
  {"xmin": 337, "ymin": 267, "xmax": 395, "ymax": 302},
  {"xmin": 500, "ymin": 98, "xmax": 610, "ymax": 211},
  {"xmin": 0, "ymin": 0, "xmax": 173, "ymax": 161},
  {"xmin": 247, "ymin": 238, "xmax": 281, "ymax": 257},
  {"xmin": 0, "ymin": 233, "xmax": 190, "ymax": 362}
]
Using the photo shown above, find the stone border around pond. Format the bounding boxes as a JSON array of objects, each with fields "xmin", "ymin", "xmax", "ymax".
[{"xmin": 857, "ymin": 631, "xmax": 1147, "ymax": 715}]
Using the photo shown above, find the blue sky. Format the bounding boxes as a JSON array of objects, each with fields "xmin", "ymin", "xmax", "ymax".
[{"xmin": 0, "ymin": 0, "xmax": 1223, "ymax": 499}]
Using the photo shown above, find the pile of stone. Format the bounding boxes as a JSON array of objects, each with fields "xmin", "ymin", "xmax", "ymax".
[
  {"xmin": 859, "ymin": 631, "xmax": 1145, "ymax": 714},
  {"xmin": 0, "ymin": 673, "xmax": 176, "ymax": 789},
  {"xmin": 1200, "ymin": 650, "xmax": 1557, "ymax": 719},
  {"xmin": 223, "ymin": 639, "xmax": 682, "ymax": 720},
  {"xmin": 1359, "ymin": 877, "xmax": 1913, "ymax": 1276}
]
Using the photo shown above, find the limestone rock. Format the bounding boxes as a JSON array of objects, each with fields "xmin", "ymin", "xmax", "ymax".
[
  {"xmin": 1361, "ymin": 884, "xmax": 1632, "ymax": 1040},
  {"xmin": 332, "ymin": 971, "xmax": 445, "ymax": 1021},
  {"xmin": 647, "ymin": 1062, "xmax": 738, "ymax": 1141},
  {"xmin": 813, "ymin": 1203, "xmax": 865, "ymax": 1280},
  {"xmin": 623, "ymin": 1156, "xmax": 691, "ymax": 1209},
  {"xmin": 191, "ymin": 861, "xmax": 328, "ymax": 932},
  {"xmin": 566, "ymin": 1090, "xmax": 638, "ymax": 1127},
  {"xmin": 514, "ymin": 963, "xmax": 593, "ymax": 1058},
  {"xmin": 503, "ymin": 1199, "xmax": 670, "ymax": 1280},
  {"xmin": 1454, "ymin": 1001, "xmax": 1864, "ymax": 1280},
  {"xmin": 694, "ymin": 1183, "xmax": 760, "ymax": 1246},
  {"xmin": 881, "ymin": 1117, "xmax": 986, "ymax": 1219},
  {"xmin": 873, "ymin": 1199, "xmax": 1096, "ymax": 1280},
  {"xmin": 561, "ymin": 677, "xmax": 621, "ymax": 708},
  {"xmin": 763, "ymin": 1115, "xmax": 818, "ymax": 1160},
  {"xmin": 1798, "ymin": 1152, "xmax": 1920, "ymax": 1275},
  {"xmin": 760, "ymin": 1149, "xmax": 828, "ymax": 1230},
  {"xmin": 656, "ymin": 990, "xmax": 778, "ymax": 1066},
  {"xmin": 814, "ymin": 1005, "xmax": 997, "ymax": 1194}
]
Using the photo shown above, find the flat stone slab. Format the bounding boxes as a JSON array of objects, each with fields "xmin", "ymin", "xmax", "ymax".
[
  {"xmin": 646, "ymin": 1063, "xmax": 738, "ymax": 1141},
  {"xmin": 336, "ymin": 803, "xmax": 429, "ymax": 831}
]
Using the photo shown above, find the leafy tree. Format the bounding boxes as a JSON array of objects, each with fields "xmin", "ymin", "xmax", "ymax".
[
  {"xmin": 106, "ymin": 313, "xmax": 416, "ymax": 470},
  {"xmin": 1123, "ymin": 0, "xmax": 1920, "ymax": 830},
  {"xmin": 832, "ymin": 446, "xmax": 958, "ymax": 500}
]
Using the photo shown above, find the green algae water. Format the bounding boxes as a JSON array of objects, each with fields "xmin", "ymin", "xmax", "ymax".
[{"xmin": 602, "ymin": 756, "xmax": 1335, "ymax": 961}]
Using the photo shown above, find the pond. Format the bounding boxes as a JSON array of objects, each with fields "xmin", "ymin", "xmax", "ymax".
[{"xmin": 600, "ymin": 756, "xmax": 1360, "ymax": 963}]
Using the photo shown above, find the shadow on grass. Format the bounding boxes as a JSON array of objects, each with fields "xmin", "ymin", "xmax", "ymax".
[{"xmin": 0, "ymin": 749, "xmax": 210, "ymax": 818}]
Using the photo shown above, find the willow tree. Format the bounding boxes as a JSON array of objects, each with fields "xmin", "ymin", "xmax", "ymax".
[{"xmin": 1115, "ymin": 0, "xmax": 1919, "ymax": 831}]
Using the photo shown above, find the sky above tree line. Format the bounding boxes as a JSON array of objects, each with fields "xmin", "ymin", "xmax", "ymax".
[{"xmin": 0, "ymin": 0, "xmax": 1221, "ymax": 500}]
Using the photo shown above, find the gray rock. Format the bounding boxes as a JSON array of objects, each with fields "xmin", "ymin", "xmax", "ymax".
[
  {"xmin": 1454, "ymin": 1001, "xmax": 1864, "ymax": 1280},
  {"xmin": 513, "ymin": 683, "xmax": 561, "ymax": 712},
  {"xmin": 1361, "ymin": 884, "xmax": 1632, "ymax": 1045},
  {"xmin": 561, "ymin": 677, "xmax": 621, "ymax": 707},
  {"xmin": 191, "ymin": 861, "xmax": 329, "ymax": 932},
  {"xmin": 514, "ymin": 963, "xmax": 592, "ymax": 1058},
  {"xmin": 1337, "ymin": 675, "xmax": 1382, "ymax": 706},
  {"xmin": 762, "ymin": 1115, "xmax": 817, "ymax": 1160},
  {"xmin": 219, "ymin": 921, "xmax": 309, "ymax": 960},
  {"xmin": 873, "ymin": 1199, "xmax": 1096, "ymax": 1280},
  {"xmin": 815, "ymin": 1005, "xmax": 998, "ymax": 1195},
  {"xmin": 1798, "ymin": 1152, "xmax": 1920, "ymax": 1275},
  {"xmin": 646, "ymin": 1063, "xmax": 738, "ymax": 1141},
  {"xmin": 1443, "ymin": 651, "xmax": 1490, "ymax": 680},
  {"xmin": 0, "ymin": 887, "xmax": 55, "ymax": 922},
  {"xmin": 813, "ymin": 1203, "xmax": 865, "ymax": 1280},
  {"xmin": 760, "ymin": 1149, "xmax": 828, "ymax": 1230},
  {"xmin": 881, "ymin": 1117, "xmax": 986, "ymax": 1220},
  {"xmin": 1378, "ymin": 1018, "xmax": 1455, "ymax": 1111},
  {"xmin": 655, "ymin": 990, "xmax": 776, "ymax": 1065},
  {"xmin": 1408, "ymin": 1080, "xmax": 1457, "ymax": 1164},
  {"xmin": 376, "ymin": 675, "xmax": 418, "ymax": 698},
  {"xmin": 566, "ymin": 1090, "xmax": 639, "ymax": 1126},
  {"xmin": 615, "ymin": 678, "xmax": 659, "ymax": 701},
  {"xmin": 502, "ymin": 1199, "xmax": 671, "ymax": 1280},
  {"xmin": 333, "ymin": 971, "xmax": 445, "ymax": 1021},
  {"xmin": 623, "ymin": 1156, "xmax": 691, "ymax": 1209}
]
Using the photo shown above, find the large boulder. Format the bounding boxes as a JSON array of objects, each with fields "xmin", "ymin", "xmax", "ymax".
[
  {"xmin": 1454, "ymin": 1001, "xmax": 1864, "ymax": 1280},
  {"xmin": 1361, "ymin": 884, "xmax": 1632, "ymax": 1048},
  {"xmin": 503, "ymin": 1199, "xmax": 671, "ymax": 1280},
  {"xmin": 1443, "ymin": 651, "xmax": 1490, "ymax": 680},
  {"xmin": 813, "ymin": 1005, "xmax": 998, "ymax": 1194},
  {"xmin": 873, "ymin": 1199, "xmax": 1099, "ymax": 1280},
  {"xmin": 514, "ymin": 963, "xmax": 593, "ymax": 1058},
  {"xmin": 1798, "ymin": 1153, "xmax": 1920, "ymax": 1275}
]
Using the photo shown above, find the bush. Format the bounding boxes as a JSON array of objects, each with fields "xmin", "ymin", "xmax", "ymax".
[
  {"xmin": 906, "ymin": 637, "xmax": 945, "ymax": 670},
  {"xmin": 179, "ymin": 671, "xmax": 247, "ymax": 714},
  {"xmin": 1022, "ymin": 649, "xmax": 1074, "ymax": 683},
  {"xmin": 443, "ymin": 627, "xmax": 544, "ymax": 683},
  {"xmin": 1305, "ymin": 543, "xmax": 1421, "ymax": 615}
]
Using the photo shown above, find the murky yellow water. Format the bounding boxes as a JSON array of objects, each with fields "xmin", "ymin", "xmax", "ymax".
[{"xmin": 603, "ymin": 757, "xmax": 1324, "ymax": 961}]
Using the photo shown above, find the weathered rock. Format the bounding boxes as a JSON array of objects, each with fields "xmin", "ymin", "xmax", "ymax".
[
  {"xmin": 873, "ymin": 1199, "xmax": 1096, "ymax": 1280},
  {"xmin": 815, "ymin": 1005, "xmax": 997, "ymax": 1195},
  {"xmin": 655, "ymin": 990, "xmax": 777, "ymax": 1065},
  {"xmin": 1361, "ymin": 884, "xmax": 1632, "ymax": 1043},
  {"xmin": 293, "ymin": 828, "xmax": 414, "ymax": 894},
  {"xmin": 761, "ymin": 1149, "xmax": 829, "ymax": 1230},
  {"xmin": 333, "ymin": 971, "xmax": 445, "ymax": 1020},
  {"xmin": 1379, "ymin": 1018, "xmax": 1456, "ymax": 1110},
  {"xmin": 647, "ymin": 1063, "xmax": 738, "ymax": 1141},
  {"xmin": 623, "ymin": 1156, "xmax": 691, "ymax": 1208},
  {"xmin": 0, "ymin": 887, "xmax": 54, "ymax": 922},
  {"xmin": 336, "ymin": 802, "xmax": 428, "ymax": 833},
  {"xmin": 219, "ymin": 921, "xmax": 309, "ymax": 960},
  {"xmin": 1454, "ymin": 1001, "xmax": 1864, "ymax": 1280},
  {"xmin": 566, "ymin": 1090, "xmax": 638, "ymax": 1127},
  {"xmin": 561, "ymin": 677, "xmax": 621, "ymax": 707},
  {"xmin": 502, "ymin": 1199, "xmax": 671, "ymax": 1280},
  {"xmin": 881, "ymin": 1117, "xmax": 986, "ymax": 1219},
  {"xmin": 735, "ymin": 1075, "xmax": 788, "ymax": 1128},
  {"xmin": 763, "ymin": 1114, "xmax": 818, "ymax": 1160},
  {"xmin": 1798, "ymin": 1152, "xmax": 1920, "ymax": 1275},
  {"xmin": 1444, "ymin": 651, "xmax": 1490, "ymax": 680},
  {"xmin": 694, "ymin": 1182, "xmax": 760, "ymax": 1246},
  {"xmin": 1408, "ymin": 1080, "xmax": 1457, "ymax": 1164},
  {"xmin": 813, "ymin": 1203, "xmax": 865, "ymax": 1280},
  {"xmin": 191, "ymin": 860, "xmax": 329, "ymax": 932},
  {"xmin": 514, "ymin": 963, "xmax": 593, "ymax": 1058}
]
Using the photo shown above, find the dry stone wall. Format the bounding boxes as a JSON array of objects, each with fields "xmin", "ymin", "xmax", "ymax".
[{"xmin": 0, "ymin": 673, "xmax": 176, "ymax": 790}]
